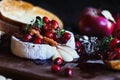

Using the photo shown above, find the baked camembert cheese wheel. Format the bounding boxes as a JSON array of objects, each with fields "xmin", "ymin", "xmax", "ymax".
[
  {"xmin": 11, "ymin": 16, "xmax": 79, "ymax": 62},
  {"xmin": 0, "ymin": 0, "xmax": 79, "ymax": 62}
]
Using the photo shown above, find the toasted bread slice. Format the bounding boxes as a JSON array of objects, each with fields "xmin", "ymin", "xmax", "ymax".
[
  {"xmin": 0, "ymin": 19, "xmax": 19, "ymax": 34},
  {"xmin": 104, "ymin": 60, "xmax": 120, "ymax": 70},
  {"xmin": 0, "ymin": 0, "xmax": 63, "ymax": 28}
]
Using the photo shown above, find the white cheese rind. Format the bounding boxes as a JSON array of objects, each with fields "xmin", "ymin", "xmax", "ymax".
[
  {"xmin": 66, "ymin": 31, "xmax": 75, "ymax": 49},
  {"xmin": 11, "ymin": 36, "xmax": 55, "ymax": 60},
  {"xmin": 11, "ymin": 31, "xmax": 76, "ymax": 60}
]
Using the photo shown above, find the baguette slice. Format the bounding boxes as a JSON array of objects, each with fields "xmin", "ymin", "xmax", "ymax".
[
  {"xmin": 0, "ymin": 19, "xmax": 19, "ymax": 34},
  {"xmin": 103, "ymin": 60, "xmax": 120, "ymax": 70},
  {"xmin": 0, "ymin": 0, "xmax": 63, "ymax": 28}
]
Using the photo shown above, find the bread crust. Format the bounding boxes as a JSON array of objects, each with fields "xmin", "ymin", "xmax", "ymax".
[
  {"xmin": 0, "ymin": 19, "xmax": 19, "ymax": 34},
  {"xmin": 104, "ymin": 60, "xmax": 120, "ymax": 70},
  {"xmin": 0, "ymin": 0, "xmax": 63, "ymax": 28}
]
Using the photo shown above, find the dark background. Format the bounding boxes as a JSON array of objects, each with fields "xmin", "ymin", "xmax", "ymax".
[{"xmin": 24, "ymin": 0, "xmax": 120, "ymax": 32}]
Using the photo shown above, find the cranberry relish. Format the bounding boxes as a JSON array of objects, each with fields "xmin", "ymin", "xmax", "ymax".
[{"xmin": 22, "ymin": 16, "xmax": 71, "ymax": 45}]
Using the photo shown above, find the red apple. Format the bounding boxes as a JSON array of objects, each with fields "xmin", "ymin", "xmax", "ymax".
[
  {"xmin": 112, "ymin": 14, "xmax": 120, "ymax": 39},
  {"xmin": 78, "ymin": 7, "xmax": 115, "ymax": 38}
]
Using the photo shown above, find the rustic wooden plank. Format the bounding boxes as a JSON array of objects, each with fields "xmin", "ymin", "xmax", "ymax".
[{"xmin": 0, "ymin": 50, "xmax": 120, "ymax": 80}]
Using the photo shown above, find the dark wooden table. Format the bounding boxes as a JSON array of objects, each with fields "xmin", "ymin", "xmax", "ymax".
[{"xmin": 0, "ymin": 49, "xmax": 120, "ymax": 80}]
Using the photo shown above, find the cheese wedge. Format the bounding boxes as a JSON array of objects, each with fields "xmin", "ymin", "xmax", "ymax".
[
  {"xmin": 57, "ymin": 48, "xmax": 73, "ymax": 62},
  {"xmin": 57, "ymin": 45, "xmax": 79, "ymax": 59}
]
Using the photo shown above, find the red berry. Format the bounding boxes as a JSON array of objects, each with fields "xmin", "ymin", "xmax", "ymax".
[
  {"xmin": 44, "ymin": 31, "xmax": 53, "ymax": 39},
  {"xmin": 54, "ymin": 57, "xmax": 63, "ymax": 65},
  {"xmin": 108, "ymin": 51, "xmax": 117, "ymax": 60},
  {"xmin": 102, "ymin": 50, "xmax": 117, "ymax": 60},
  {"xmin": 51, "ymin": 20, "xmax": 59, "ymax": 30},
  {"xmin": 64, "ymin": 68, "xmax": 72, "ymax": 77},
  {"xmin": 53, "ymin": 33, "xmax": 60, "ymax": 42},
  {"xmin": 51, "ymin": 65, "xmax": 61, "ymax": 73},
  {"xmin": 42, "ymin": 24, "xmax": 51, "ymax": 31},
  {"xmin": 75, "ymin": 41, "xmax": 82, "ymax": 49},
  {"xmin": 76, "ymin": 48, "xmax": 83, "ymax": 54},
  {"xmin": 114, "ymin": 48, "xmax": 120, "ymax": 59},
  {"xmin": 110, "ymin": 38, "xmax": 120, "ymax": 49},
  {"xmin": 61, "ymin": 32, "xmax": 71, "ymax": 44},
  {"xmin": 33, "ymin": 37, "xmax": 42, "ymax": 44},
  {"xmin": 43, "ymin": 16, "xmax": 50, "ymax": 23},
  {"xmin": 23, "ymin": 34, "xmax": 32, "ymax": 42},
  {"xmin": 31, "ymin": 26, "xmax": 41, "ymax": 32}
]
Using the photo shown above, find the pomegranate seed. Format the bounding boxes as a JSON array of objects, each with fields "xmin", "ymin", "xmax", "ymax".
[
  {"xmin": 54, "ymin": 57, "xmax": 63, "ymax": 65},
  {"xmin": 51, "ymin": 65, "xmax": 61, "ymax": 73},
  {"xmin": 23, "ymin": 34, "xmax": 32, "ymax": 42},
  {"xmin": 33, "ymin": 37, "xmax": 42, "ymax": 44},
  {"xmin": 43, "ymin": 16, "xmax": 50, "ymax": 23},
  {"xmin": 64, "ymin": 67, "xmax": 72, "ymax": 77}
]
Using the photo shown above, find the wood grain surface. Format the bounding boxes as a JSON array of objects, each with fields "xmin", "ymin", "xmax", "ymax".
[{"xmin": 0, "ymin": 49, "xmax": 120, "ymax": 80}]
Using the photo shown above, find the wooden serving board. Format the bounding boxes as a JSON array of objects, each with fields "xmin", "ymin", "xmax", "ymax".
[{"xmin": 0, "ymin": 49, "xmax": 120, "ymax": 80}]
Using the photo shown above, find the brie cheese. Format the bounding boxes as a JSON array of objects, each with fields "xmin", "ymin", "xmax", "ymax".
[{"xmin": 11, "ymin": 31, "xmax": 76, "ymax": 60}]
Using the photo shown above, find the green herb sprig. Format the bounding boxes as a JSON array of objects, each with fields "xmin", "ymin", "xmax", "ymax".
[
  {"xmin": 56, "ymin": 29, "xmax": 65, "ymax": 38},
  {"xmin": 97, "ymin": 35, "xmax": 113, "ymax": 51},
  {"xmin": 24, "ymin": 16, "xmax": 44, "ymax": 32}
]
